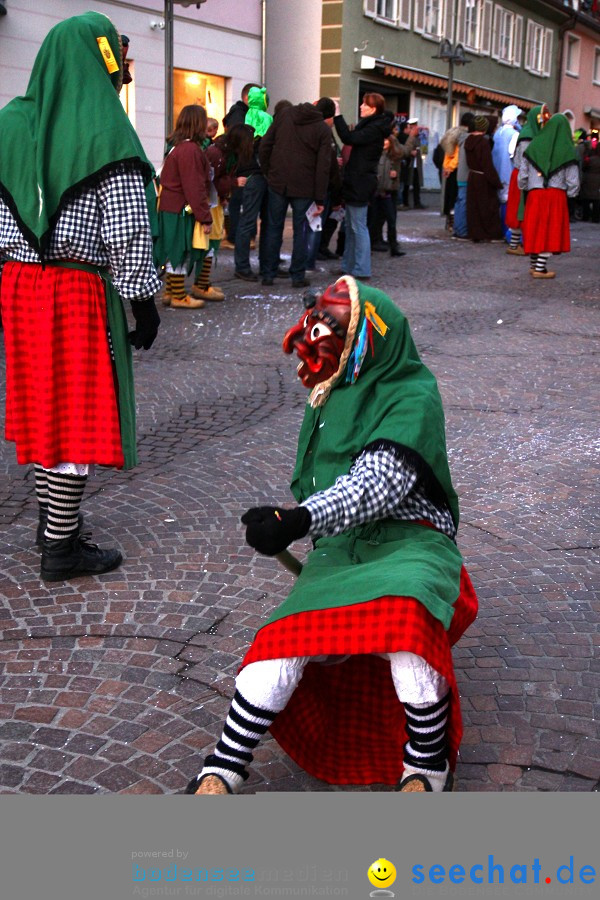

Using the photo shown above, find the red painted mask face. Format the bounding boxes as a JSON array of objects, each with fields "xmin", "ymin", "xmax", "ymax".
[{"xmin": 282, "ymin": 283, "xmax": 352, "ymax": 388}]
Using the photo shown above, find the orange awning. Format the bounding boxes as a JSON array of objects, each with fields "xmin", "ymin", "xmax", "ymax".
[{"xmin": 381, "ymin": 64, "xmax": 538, "ymax": 110}]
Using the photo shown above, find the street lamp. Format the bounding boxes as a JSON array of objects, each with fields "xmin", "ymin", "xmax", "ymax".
[
  {"xmin": 432, "ymin": 39, "xmax": 471, "ymax": 133},
  {"xmin": 164, "ymin": 0, "xmax": 208, "ymax": 138}
]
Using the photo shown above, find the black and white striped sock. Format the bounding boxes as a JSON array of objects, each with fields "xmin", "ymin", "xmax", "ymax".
[
  {"xmin": 403, "ymin": 693, "xmax": 449, "ymax": 773},
  {"xmin": 45, "ymin": 471, "xmax": 87, "ymax": 541},
  {"xmin": 530, "ymin": 253, "xmax": 537, "ymax": 270},
  {"xmin": 201, "ymin": 690, "xmax": 277, "ymax": 791},
  {"xmin": 34, "ymin": 464, "xmax": 49, "ymax": 509},
  {"xmin": 509, "ymin": 229, "xmax": 521, "ymax": 250},
  {"xmin": 535, "ymin": 252, "xmax": 550, "ymax": 273}
]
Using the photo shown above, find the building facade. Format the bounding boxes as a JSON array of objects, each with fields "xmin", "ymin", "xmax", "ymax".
[
  {"xmin": 267, "ymin": 0, "xmax": 572, "ymax": 188},
  {"xmin": 559, "ymin": 1, "xmax": 600, "ymax": 135},
  {"xmin": 0, "ymin": 0, "xmax": 263, "ymax": 168}
]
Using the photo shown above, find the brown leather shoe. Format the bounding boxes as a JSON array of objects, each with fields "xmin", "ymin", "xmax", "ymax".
[
  {"xmin": 530, "ymin": 270, "xmax": 556, "ymax": 279},
  {"xmin": 184, "ymin": 773, "xmax": 231, "ymax": 795},
  {"xmin": 506, "ymin": 246, "xmax": 525, "ymax": 255},
  {"xmin": 396, "ymin": 770, "xmax": 455, "ymax": 792},
  {"xmin": 191, "ymin": 285, "xmax": 225, "ymax": 301},
  {"xmin": 170, "ymin": 294, "xmax": 205, "ymax": 308}
]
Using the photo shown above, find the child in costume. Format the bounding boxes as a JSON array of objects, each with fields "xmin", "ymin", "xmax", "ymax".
[
  {"xmin": 505, "ymin": 105, "xmax": 549, "ymax": 256},
  {"xmin": 155, "ymin": 105, "xmax": 212, "ymax": 309},
  {"xmin": 185, "ymin": 277, "xmax": 478, "ymax": 795},
  {"xmin": 518, "ymin": 114, "xmax": 580, "ymax": 279},
  {"xmin": 0, "ymin": 13, "xmax": 160, "ymax": 582}
]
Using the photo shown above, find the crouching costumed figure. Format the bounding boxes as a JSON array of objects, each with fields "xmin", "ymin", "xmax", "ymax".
[{"xmin": 186, "ymin": 276, "xmax": 478, "ymax": 795}]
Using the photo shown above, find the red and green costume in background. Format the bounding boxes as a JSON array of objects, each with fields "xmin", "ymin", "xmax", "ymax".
[
  {"xmin": 521, "ymin": 114, "xmax": 578, "ymax": 256},
  {"xmin": 242, "ymin": 278, "xmax": 478, "ymax": 785},
  {"xmin": 505, "ymin": 104, "xmax": 544, "ymax": 231}
]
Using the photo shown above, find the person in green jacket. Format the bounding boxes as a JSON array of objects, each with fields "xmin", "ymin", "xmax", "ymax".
[{"xmin": 185, "ymin": 276, "xmax": 478, "ymax": 795}]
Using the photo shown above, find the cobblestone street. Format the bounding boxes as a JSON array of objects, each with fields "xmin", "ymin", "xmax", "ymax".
[{"xmin": 1, "ymin": 207, "xmax": 598, "ymax": 794}]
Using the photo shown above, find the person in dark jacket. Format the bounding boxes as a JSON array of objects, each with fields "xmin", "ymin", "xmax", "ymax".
[
  {"xmin": 304, "ymin": 97, "xmax": 343, "ymax": 271},
  {"xmin": 222, "ymin": 83, "xmax": 260, "ymax": 245},
  {"xmin": 464, "ymin": 116, "xmax": 503, "ymax": 242},
  {"xmin": 581, "ymin": 145, "xmax": 600, "ymax": 223},
  {"xmin": 333, "ymin": 93, "xmax": 392, "ymax": 278},
  {"xmin": 259, "ymin": 100, "xmax": 333, "ymax": 287}
]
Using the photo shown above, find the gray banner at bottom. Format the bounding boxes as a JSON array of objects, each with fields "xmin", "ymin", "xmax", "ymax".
[{"xmin": 0, "ymin": 794, "xmax": 597, "ymax": 900}]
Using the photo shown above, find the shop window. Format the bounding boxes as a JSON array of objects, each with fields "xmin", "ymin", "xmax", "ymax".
[{"xmin": 173, "ymin": 68, "xmax": 225, "ymax": 132}]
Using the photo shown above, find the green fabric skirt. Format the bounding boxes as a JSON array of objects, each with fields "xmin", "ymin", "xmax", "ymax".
[
  {"xmin": 154, "ymin": 210, "xmax": 203, "ymax": 273},
  {"xmin": 267, "ymin": 521, "xmax": 463, "ymax": 631}
]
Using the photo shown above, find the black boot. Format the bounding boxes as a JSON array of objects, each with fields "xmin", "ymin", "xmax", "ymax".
[
  {"xmin": 40, "ymin": 532, "xmax": 122, "ymax": 582},
  {"xmin": 36, "ymin": 508, "xmax": 84, "ymax": 549},
  {"xmin": 390, "ymin": 244, "xmax": 405, "ymax": 257}
]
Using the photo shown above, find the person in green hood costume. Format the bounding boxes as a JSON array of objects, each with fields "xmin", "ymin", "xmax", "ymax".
[
  {"xmin": 0, "ymin": 12, "xmax": 161, "ymax": 582},
  {"xmin": 518, "ymin": 113, "xmax": 580, "ymax": 278},
  {"xmin": 185, "ymin": 276, "xmax": 478, "ymax": 796},
  {"xmin": 505, "ymin": 104, "xmax": 549, "ymax": 255}
]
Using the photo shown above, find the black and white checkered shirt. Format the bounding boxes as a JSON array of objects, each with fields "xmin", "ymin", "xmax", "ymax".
[
  {"xmin": 0, "ymin": 163, "xmax": 160, "ymax": 301},
  {"xmin": 302, "ymin": 448, "xmax": 456, "ymax": 541}
]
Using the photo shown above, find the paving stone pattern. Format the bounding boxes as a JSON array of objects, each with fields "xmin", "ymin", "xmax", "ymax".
[{"xmin": 1, "ymin": 211, "xmax": 598, "ymax": 793}]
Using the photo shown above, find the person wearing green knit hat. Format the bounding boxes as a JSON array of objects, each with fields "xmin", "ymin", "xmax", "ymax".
[
  {"xmin": 0, "ymin": 12, "xmax": 161, "ymax": 582},
  {"xmin": 505, "ymin": 104, "xmax": 550, "ymax": 255},
  {"xmin": 518, "ymin": 113, "xmax": 580, "ymax": 278},
  {"xmin": 185, "ymin": 276, "xmax": 478, "ymax": 796}
]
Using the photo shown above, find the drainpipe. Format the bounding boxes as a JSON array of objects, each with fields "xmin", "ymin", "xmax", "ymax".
[
  {"xmin": 555, "ymin": 13, "xmax": 577, "ymax": 114},
  {"xmin": 261, "ymin": 0, "xmax": 267, "ymax": 87}
]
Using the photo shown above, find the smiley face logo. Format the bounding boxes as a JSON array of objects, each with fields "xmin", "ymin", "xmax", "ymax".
[{"xmin": 368, "ymin": 858, "xmax": 397, "ymax": 889}]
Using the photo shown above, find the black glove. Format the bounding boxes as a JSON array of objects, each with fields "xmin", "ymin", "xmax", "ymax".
[
  {"xmin": 241, "ymin": 506, "xmax": 311, "ymax": 556},
  {"xmin": 129, "ymin": 299, "xmax": 160, "ymax": 350}
]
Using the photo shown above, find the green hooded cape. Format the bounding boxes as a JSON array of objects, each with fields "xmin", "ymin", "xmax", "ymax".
[
  {"xmin": 0, "ymin": 11, "xmax": 154, "ymax": 255},
  {"xmin": 524, "ymin": 113, "xmax": 577, "ymax": 185},
  {"xmin": 268, "ymin": 279, "xmax": 463, "ymax": 631},
  {"xmin": 516, "ymin": 105, "xmax": 543, "ymax": 146},
  {"xmin": 291, "ymin": 281, "xmax": 459, "ymax": 526},
  {"xmin": 245, "ymin": 87, "xmax": 273, "ymax": 138}
]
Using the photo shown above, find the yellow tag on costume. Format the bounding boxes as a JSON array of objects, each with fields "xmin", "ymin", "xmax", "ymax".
[
  {"xmin": 97, "ymin": 37, "xmax": 119, "ymax": 75},
  {"xmin": 364, "ymin": 301, "xmax": 388, "ymax": 337}
]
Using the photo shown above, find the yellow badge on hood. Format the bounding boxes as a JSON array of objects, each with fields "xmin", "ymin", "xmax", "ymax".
[
  {"xmin": 97, "ymin": 36, "xmax": 119, "ymax": 75},
  {"xmin": 364, "ymin": 301, "xmax": 388, "ymax": 337}
]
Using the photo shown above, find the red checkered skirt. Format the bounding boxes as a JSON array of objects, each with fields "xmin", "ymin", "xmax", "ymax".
[
  {"xmin": 522, "ymin": 188, "xmax": 570, "ymax": 254},
  {"xmin": 241, "ymin": 566, "xmax": 478, "ymax": 785},
  {"xmin": 1, "ymin": 261, "xmax": 124, "ymax": 468},
  {"xmin": 505, "ymin": 168, "xmax": 522, "ymax": 229}
]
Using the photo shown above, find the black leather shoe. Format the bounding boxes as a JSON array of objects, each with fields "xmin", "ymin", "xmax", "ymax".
[
  {"xmin": 390, "ymin": 248, "xmax": 405, "ymax": 257},
  {"xmin": 371, "ymin": 241, "xmax": 389, "ymax": 252},
  {"xmin": 36, "ymin": 509, "xmax": 84, "ymax": 549},
  {"xmin": 40, "ymin": 532, "xmax": 123, "ymax": 582},
  {"xmin": 261, "ymin": 278, "xmax": 274, "ymax": 286},
  {"xmin": 292, "ymin": 278, "xmax": 310, "ymax": 288},
  {"xmin": 276, "ymin": 268, "xmax": 290, "ymax": 278},
  {"xmin": 317, "ymin": 248, "xmax": 339, "ymax": 260},
  {"xmin": 234, "ymin": 270, "xmax": 258, "ymax": 282}
]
